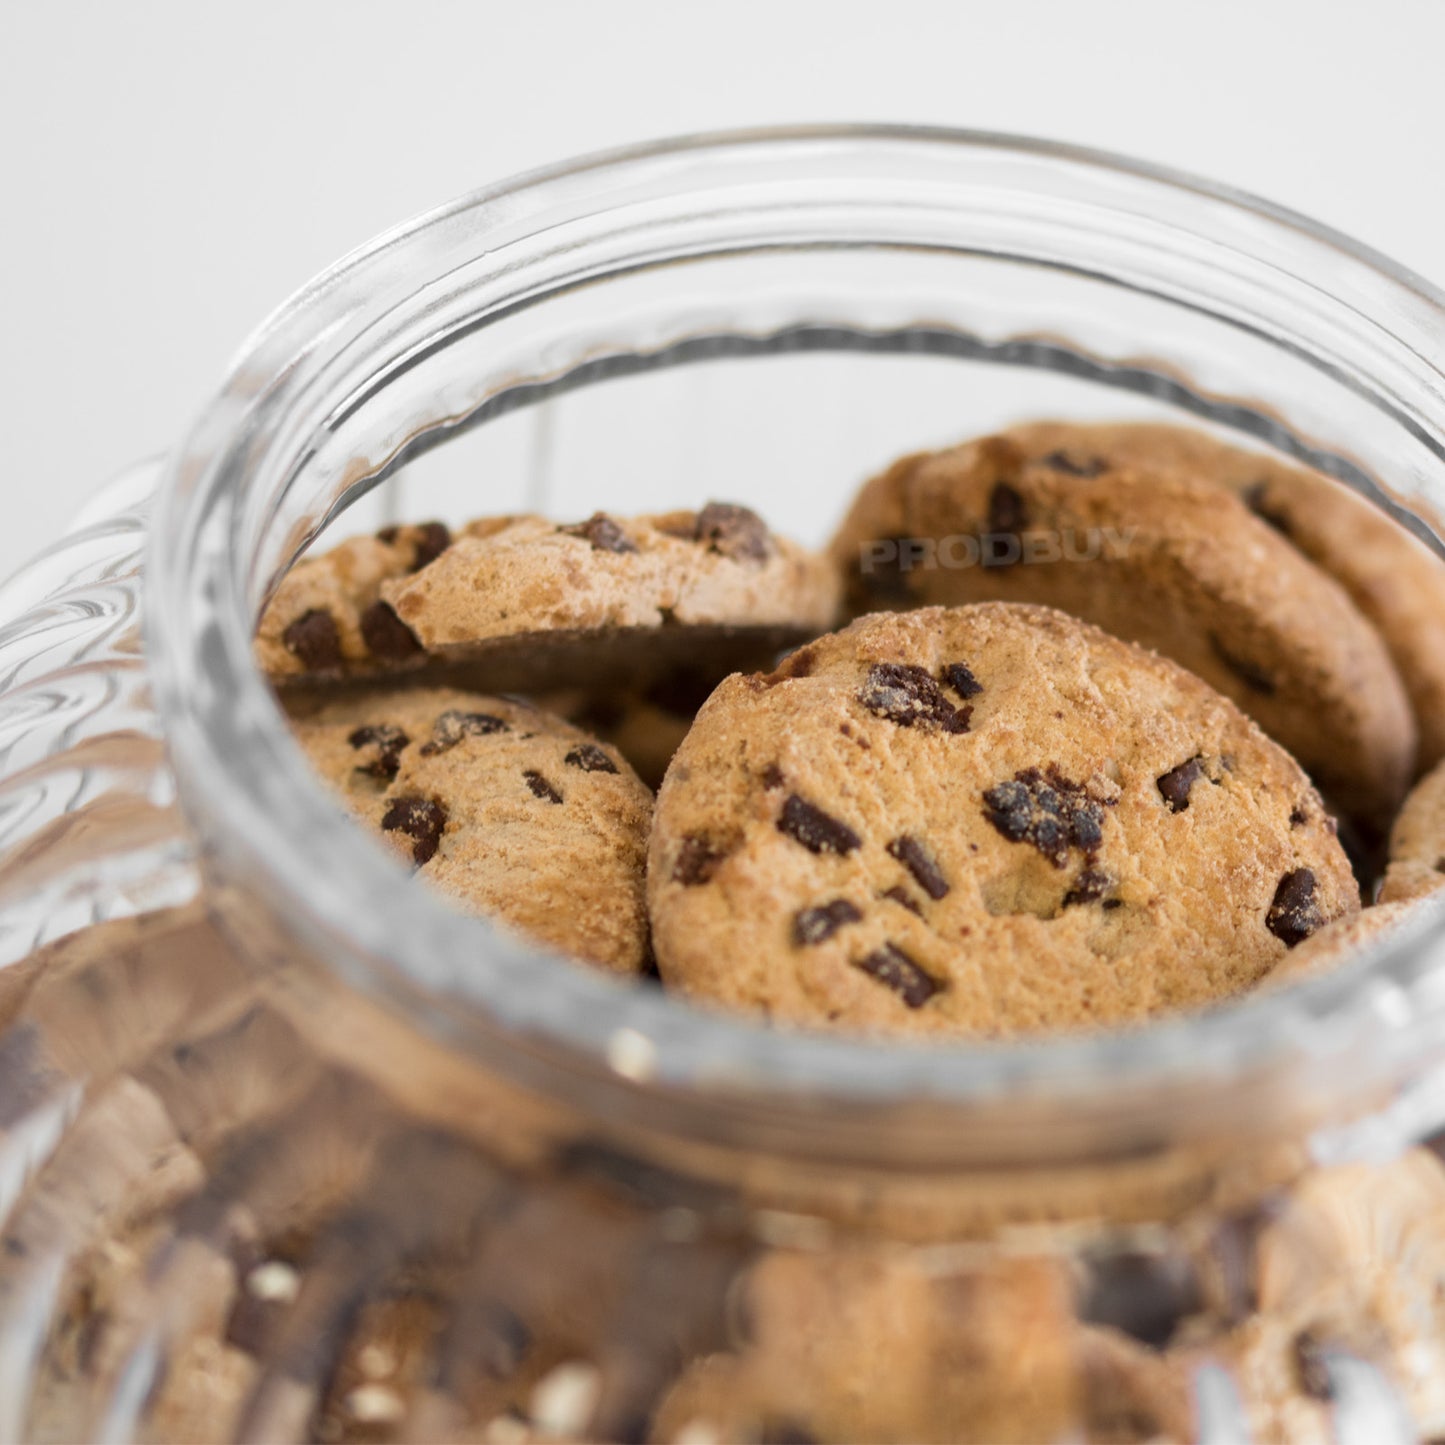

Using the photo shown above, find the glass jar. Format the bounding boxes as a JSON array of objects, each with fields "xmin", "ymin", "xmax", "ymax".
[{"xmin": 3, "ymin": 126, "xmax": 1445, "ymax": 1445}]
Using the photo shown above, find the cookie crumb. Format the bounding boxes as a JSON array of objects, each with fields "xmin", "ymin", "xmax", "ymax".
[{"xmin": 530, "ymin": 1361, "xmax": 601, "ymax": 1438}]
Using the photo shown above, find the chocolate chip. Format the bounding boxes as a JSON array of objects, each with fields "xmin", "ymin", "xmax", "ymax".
[
  {"xmin": 376, "ymin": 524, "xmax": 400, "ymax": 544},
  {"xmin": 565, "ymin": 743, "xmax": 619, "ymax": 774},
  {"xmin": 348, "ymin": 723, "xmax": 409, "ymax": 780},
  {"xmin": 943, "ymin": 661, "xmax": 983, "ymax": 698},
  {"xmin": 410, "ymin": 520, "xmax": 452, "ymax": 571},
  {"xmin": 694, "ymin": 501, "xmax": 771, "ymax": 563},
  {"xmin": 360, "ymin": 600, "xmax": 424, "ymax": 660},
  {"xmin": 857, "ymin": 663, "xmax": 971, "ymax": 734},
  {"xmin": 1062, "ymin": 867, "xmax": 1114, "ymax": 908},
  {"xmin": 674, "ymin": 836, "xmax": 725, "ymax": 886},
  {"xmin": 523, "ymin": 770, "xmax": 562, "ymax": 803},
  {"xmin": 560, "ymin": 512, "xmax": 637, "ymax": 553},
  {"xmin": 380, "ymin": 796, "xmax": 447, "ymax": 866},
  {"xmin": 982, "ymin": 768, "xmax": 1107, "ymax": 867},
  {"xmin": 1266, "ymin": 868, "xmax": 1323, "ymax": 947},
  {"xmin": 421, "ymin": 710, "xmax": 510, "ymax": 756},
  {"xmin": 1437, "ymin": 857, "xmax": 1445, "ymax": 874},
  {"xmin": 881, "ymin": 885, "xmax": 922, "ymax": 916},
  {"xmin": 1209, "ymin": 634, "xmax": 1277, "ymax": 696},
  {"xmin": 1289, "ymin": 806, "xmax": 1308, "ymax": 828},
  {"xmin": 1157, "ymin": 757, "xmax": 1205, "ymax": 813},
  {"xmin": 761, "ymin": 763, "xmax": 785, "ymax": 790},
  {"xmin": 281, "ymin": 608, "xmax": 342, "ymax": 670},
  {"xmin": 854, "ymin": 944, "xmax": 940, "ymax": 1008},
  {"xmin": 1242, "ymin": 481, "xmax": 1295, "ymax": 538},
  {"xmin": 886, "ymin": 835, "xmax": 949, "ymax": 900},
  {"xmin": 792, "ymin": 899, "xmax": 863, "ymax": 946},
  {"xmin": 1040, "ymin": 449, "xmax": 1107, "ymax": 478},
  {"xmin": 1293, "ymin": 1331, "xmax": 1334, "ymax": 1400},
  {"xmin": 777, "ymin": 795, "xmax": 861, "ymax": 856}
]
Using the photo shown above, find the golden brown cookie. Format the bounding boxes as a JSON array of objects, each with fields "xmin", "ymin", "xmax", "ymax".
[
  {"xmin": 1006, "ymin": 420, "xmax": 1445, "ymax": 776},
  {"xmin": 1380, "ymin": 756, "xmax": 1445, "ymax": 905},
  {"xmin": 648, "ymin": 604, "xmax": 1359, "ymax": 1037},
  {"xmin": 257, "ymin": 505, "xmax": 840, "ymax": 691},
  {"xmin": 650, "ymin": 1250, "xmax": 1080, "ymax": 1445},
  {"xmin": 288, "ymin": 687, "xmax": 653, "ymax": 974},
  {"xmin": 829, "ymin": 433, "xmax": 1416, "ymax": 830}
]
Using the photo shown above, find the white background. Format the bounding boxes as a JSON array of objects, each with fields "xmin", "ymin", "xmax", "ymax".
[{"xmin": 3, "ymin": 0, "xmax": 1444, "ymax": 584}]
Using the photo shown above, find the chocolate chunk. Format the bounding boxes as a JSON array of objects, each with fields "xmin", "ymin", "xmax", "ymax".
[
  {"xmin": 348, "ymin": 723, "xmax": 409, "ymax": 780},
  {"xmin": 777, "ymin": 795, "xmax": 861, "ymax": 856},
  {"xmin": 1209, "ymin": 634, "xmax": 1277, "ymax": 696},
  {"xmin": 410, "ymin": 520, "xmax": 452, "ymax": 571},
  {"xmin": 523, "ymin": 770, "xmax": 562, "ymax": 804},
  {"xmin": 1266, "ymin": 869, "xmax": 1322, "ymax": 947},
  {"xmin": 1293, "ymin": 1331, "xmax": 1334, "ymax": 1400},
  {"xmin": 1242, "ymin": 480, "xmax": 1295, "ymax": 538},
  {"xmin": 560, "ymin": 512, "xmax": 637, "ymax": 553},
  {"xmin": 854, "ymin": 944, "xmax": 939, "ymax": 1008},
  {"xmin": 281, "ymin": 608, "xmax": 342, "ymax": 670},
  {"xmin": 982, "ymin": 768, "xmax": 1107, "ymax": 867},
  {"xmin": 1062, "ymin": 867, "xmax": 1114, "ymax": 908},
  {"xmin": 792, "ymin": 899, "xmax": 862, "ymax": 946},
  {"xmin": 420, "ymin": 710, "xmax": 510, "ymax": 757},
  {"xmin": 886, "ymin": 835, "xmax": 949, "ymax": 899},
  {"xmin": 1040, "ymin": 449, "xmax": 1107, "ymax": 478},
  {"xmin": 881, "ymin": 885, "xmax": 922, "ymax": 916},
  {"xmin": 674, "ymin": 835, "xmax": 725, "ymax": 886},
  {"xmin": 694, "ymin": 501, "xmax": 771, "ymax": 563},
  {"xmin": 943, "ymin": 661, "xmax": 983, "ymax": 698},
  {"xmin": 565, "ymin": 743, "xmax": 619, "ymax": 774},
  {"xmin": 1080, "ymin": 1249, "xmax": 1202, "ymax": 1349},
  {"xmin": 380, "ymin": 796, "xmax": 447, "ymax": 866},
  {"xmin": 360, "ymin": 600, "xmax": 424, "ymax": 660},
  {"xmin": 857, "ymin": 663, "xmax": 970, "ymax": 734},
  {"xmin": 1157, "ymin": 757, "xmax": 1205, "ymax": 813}
]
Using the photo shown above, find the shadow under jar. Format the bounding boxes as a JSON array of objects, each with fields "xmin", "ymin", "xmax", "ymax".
[{"xmin": 2, "ymin": 128, "xmax": 1445, "ymax": 1444}]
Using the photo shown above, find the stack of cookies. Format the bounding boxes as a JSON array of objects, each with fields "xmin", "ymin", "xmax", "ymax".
[{"xmin": 259, "ymin": 422, "xmax": 1445, "ymax": 1040}]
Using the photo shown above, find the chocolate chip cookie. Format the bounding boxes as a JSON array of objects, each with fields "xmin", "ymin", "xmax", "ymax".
[
  {"xmin": 1380, "ymin": 756, "xmax": 1445, "ymax": 905},
  {"xmin": 829, "ymin": 433, "xmax": 1417, "ymax": 831},
  {"xmin": 257, "ymin": 505, "xmax": 840, "ymax": 692},
  {"xmin": 648, "ymin": 603, "xmax": 1358, "ymax": 1037},
  {"xmin": 1005, "ymin": 419, "xmax": 1445, "ymax": 776},
  {"xmin": 288, "ymin": 687, "xmax": 653, "ymax": 975}
]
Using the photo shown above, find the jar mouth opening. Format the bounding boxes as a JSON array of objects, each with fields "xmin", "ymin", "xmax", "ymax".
[{"xmin": 146, "ymin": 125, "xmax": 1445, "ymax": 1156}]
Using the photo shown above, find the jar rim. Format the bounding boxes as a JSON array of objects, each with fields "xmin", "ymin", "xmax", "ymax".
[{"xmin": 146, "ymin": 124, "xmax": 1445, "ymax": 1165}]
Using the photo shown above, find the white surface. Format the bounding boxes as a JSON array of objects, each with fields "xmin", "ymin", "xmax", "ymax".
[{"xmin": 3, "ymin": 0, "xmax": 1444, "ymax": 582}]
